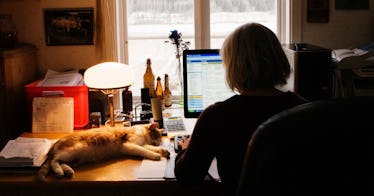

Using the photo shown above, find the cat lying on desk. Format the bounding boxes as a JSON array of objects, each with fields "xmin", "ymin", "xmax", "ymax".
[{"xmin": 36, "ymin": 123, "xmax": 170, "ymax": 182}]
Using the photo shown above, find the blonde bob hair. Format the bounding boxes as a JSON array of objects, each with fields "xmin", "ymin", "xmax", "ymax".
[{"xmin": 220, "ymin": 22, "xmax": 291, "ymax": 94}]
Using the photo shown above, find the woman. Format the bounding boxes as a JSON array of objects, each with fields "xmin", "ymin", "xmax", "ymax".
[{"xmin": 174, "ymin": 23, "xmax": 306, "ymax": 195}]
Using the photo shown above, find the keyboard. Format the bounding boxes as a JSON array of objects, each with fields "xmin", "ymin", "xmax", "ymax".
[{"xmin": 163, "ymin": 116, "xmax": 187, "ymax": 137}]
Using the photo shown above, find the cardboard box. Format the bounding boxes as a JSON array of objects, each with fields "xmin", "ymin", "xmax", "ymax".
[{"xmin": 25, "ymin": 80, "xmax": 89, "ymax": 129}]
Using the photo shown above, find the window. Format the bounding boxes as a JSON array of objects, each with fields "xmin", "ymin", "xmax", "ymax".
[
  {"xmin": 210, "ymin": 0, "xmax": 277, "ymax": 49},
  {"xmin": 117, "ymin": 0, "xmax": 279, "ymax": 98}
]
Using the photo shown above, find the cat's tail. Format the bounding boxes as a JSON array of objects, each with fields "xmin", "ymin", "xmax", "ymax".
[{"xmin": 36, "ymin": 159, "xmax": 51, "ymax": 182}]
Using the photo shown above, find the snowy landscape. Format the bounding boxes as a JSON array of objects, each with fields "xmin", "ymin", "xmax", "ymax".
[{"xmin": 124, "ymin": 0, "xmax": 277, "ymax": 96}]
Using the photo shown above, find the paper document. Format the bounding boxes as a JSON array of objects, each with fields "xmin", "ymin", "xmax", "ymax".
[
  {"xmin": 164, "ymin": 154, "xmax": 177, "ymax": 179},
  {"xmin": 137, "ymin": 158, "xmax": 168, "ymax": 179},
  {"xmin": 332, "ymin": 48, "xmax": 369, "ymax": 62},
  {"xmin": 0, "ymin": 137, "xmax": 54, "ymax": 167},
  {"xmin": 137, "ymin": 135, "xmax": 220, "ymax": 181},
  {"xmin": 32, "ymin": 97, "xmax": 74, "ymax": 133},
  {"xmin": 137, "ymin": 139, "xmax": 174, "ymax": 179},
  {"xmin": 37, "ymin": 69, "xmax": 83, "ymax": 87},
  {"xmin": 137, "ymin": 153, "xmax": 220, "ymax": 181},
  {"xmin": 208, "ymin": 158, "xmax": 220, "ymax": 180}
]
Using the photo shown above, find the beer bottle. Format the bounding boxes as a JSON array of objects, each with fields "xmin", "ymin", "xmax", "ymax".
[
  {"xmin": 164, "ymin": 74, "xmax": 172, "ymax": 107},
  {"xmin": 143, "ymin": 58, "xmax": 155, "ymax": 97},
  {"xmin": 155, "ymin": 76, "xmax": 165, "ymax": 110}
]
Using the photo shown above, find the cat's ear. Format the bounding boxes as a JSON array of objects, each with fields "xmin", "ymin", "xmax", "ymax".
[
  {"xmin": 157, "ymin": 128, "xmax": 165, "ymax": 135},
  {"xmin": 149, "ymin": 122, "xmax": 159, "ymax": 130},
  {"xmin": 149, "ymin": 122, "xmax": 164, "ymax": 135}
]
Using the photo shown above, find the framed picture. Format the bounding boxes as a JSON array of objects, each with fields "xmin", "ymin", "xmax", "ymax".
[
  {"xmin": 335, "ymin": 0, "xmax": 369, "ymax": 10},
  {"xmin": 44, "ymin": 8, "xmax": 94, "ymax": 46},
  {"xmin": 307, "ymin": 0, "xmax": 330, "ymax": 23}
]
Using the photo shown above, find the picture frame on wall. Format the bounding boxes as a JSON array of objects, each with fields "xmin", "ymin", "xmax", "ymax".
[
  {"xmin": 307, "ymin": 0, "xmax": 330, "ymax": 23},
  {"xmin": 335, "ymin": 0, "xmax": 369, "ymax": 10},
  {"xmin": 44, "ymin": 8, "xmax": 94, "ymax": 46}
]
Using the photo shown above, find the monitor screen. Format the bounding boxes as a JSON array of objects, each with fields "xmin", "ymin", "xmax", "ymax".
[{"xmin": 183, "ymin": 49, "xmax": 236, "ymax": 118}]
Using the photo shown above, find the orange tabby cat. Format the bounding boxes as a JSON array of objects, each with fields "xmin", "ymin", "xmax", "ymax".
[{"xmin": 36, "ymin": 123, "xmax": 169, "ymax": 181}]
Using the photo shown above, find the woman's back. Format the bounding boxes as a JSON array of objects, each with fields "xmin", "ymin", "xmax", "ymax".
[{"xmin": 175, "ymin": 93, "xmax": 305, "ymax": 194}]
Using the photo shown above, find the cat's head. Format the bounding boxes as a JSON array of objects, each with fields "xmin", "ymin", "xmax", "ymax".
[{"xmin": 141, "ymin": 122, "xmax": 164, "ymax": 146}]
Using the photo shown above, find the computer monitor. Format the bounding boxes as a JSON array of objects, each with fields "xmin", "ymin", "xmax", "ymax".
[{"xmin": 183, "ymin": 49, "xmax": 236, "ymax": 118}]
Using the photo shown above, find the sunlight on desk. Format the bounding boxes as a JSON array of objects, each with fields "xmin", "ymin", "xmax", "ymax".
[
  {"xmin": 73, "ymin": 157, "xmax": 141, "ymax": 181},
  {"xmin": 0, "ymin": 116, "xmax": 223, "ymax": 195}
]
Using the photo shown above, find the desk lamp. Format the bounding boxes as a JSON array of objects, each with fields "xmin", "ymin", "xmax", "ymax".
[{"xmin": 84, "ymin": 62, "xmax": 134, "ymax": 127}]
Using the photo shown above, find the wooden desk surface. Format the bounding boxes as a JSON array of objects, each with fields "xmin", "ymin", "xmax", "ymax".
[
  {"xmin": 0, "ymin": 131, "xmax": 223, "ymax": 196},
  {"xmin": 0, "ymin": 132, "xmax": 163, "ymax": 182}
]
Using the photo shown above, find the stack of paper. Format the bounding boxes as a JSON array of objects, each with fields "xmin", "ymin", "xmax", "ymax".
[
  {"xmin": 37, "ymin": 69, "xmax": 84, "ymax": 87},
  {"xmin": 0, "ymin": 137, "xmax": 53, "ymax": 167},
  {"xmin": 332, "ymin": 48, "xmax": 374, "ymax": 70},
  {"xmin": 332, "ymin": 48, "xmax": 369, "ymax": 62}
]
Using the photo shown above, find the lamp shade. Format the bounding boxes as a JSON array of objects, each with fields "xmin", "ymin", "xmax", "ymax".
[{"xmin": 84, "ymin": 62, "xmax": 135, "ymax": 89}]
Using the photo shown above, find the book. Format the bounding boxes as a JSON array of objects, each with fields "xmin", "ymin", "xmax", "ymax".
[
  {"xmin": 333, "ymin": 48, "xmax": 374, "ymax": 70},
  {"xmin": 0, "ymin": 137, "xmax": 54, "ymax": 168},
  {"xmin": 332, "ymin": 48, "xmax": 369, "ymax": 62}
]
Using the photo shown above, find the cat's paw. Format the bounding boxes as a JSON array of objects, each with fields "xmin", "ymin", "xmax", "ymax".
[
  {"xmin": 150, "ymin": 154, "xmax": 161, "ymax": 160},
  {"xmin": 52, "ymin": 167, "xmax": 64, "ymax": 178},
  {"xmin": 160, "ymin": 149, "xmax": 170, "ymax": 159},
  {"xmin": 55, "ymin": 171, "xmax": 65, "ymax": 178},
  {"xmin": 64, "ymin": 169, "xmax": 74, "ymax": 178}
]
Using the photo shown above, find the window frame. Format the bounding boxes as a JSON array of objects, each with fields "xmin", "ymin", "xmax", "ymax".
[
  {"xmin": 116, "ymin": 0, "xmax": 300, "ymax": 64},
  {"xmin": 112, "ymin": 0, "xmax": 301, "ymax": 110}
]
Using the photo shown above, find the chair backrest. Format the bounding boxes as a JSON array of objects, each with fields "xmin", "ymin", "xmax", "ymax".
[{"xmin": 237, "ymin": 97, "xmax": 373, "ymax": 196}]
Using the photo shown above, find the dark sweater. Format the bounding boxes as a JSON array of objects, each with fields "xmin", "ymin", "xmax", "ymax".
[{"xmin": 174, "ymin": 92, "xmax": 306, "ymax": 194}]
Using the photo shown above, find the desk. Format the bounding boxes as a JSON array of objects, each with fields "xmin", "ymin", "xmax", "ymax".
[
  {"xmin": 0, "ymin": 114, "xmax": 222, "ymax": 196},
  {"xmin": 333, "ymin": 66, "xmax": 374, "ymax": 97},
  {"xmin": 0, "ymin": 131, "xmax": 222, "ymax": 196},
  {"xmin": 332, "ymin": 50, "xmax": 374, "ymax": 97}
]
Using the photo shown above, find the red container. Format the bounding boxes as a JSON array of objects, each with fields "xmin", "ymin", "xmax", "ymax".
[{"xmin": 24, "ymin": 80, "xmax": 89, "ymax": 129}]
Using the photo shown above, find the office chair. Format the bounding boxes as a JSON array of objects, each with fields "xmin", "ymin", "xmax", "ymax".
[{"xmin": 237, "ymin": 97, "xmax": 373, "ymax": 196}]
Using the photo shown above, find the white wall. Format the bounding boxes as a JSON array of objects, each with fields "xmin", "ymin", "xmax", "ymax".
[
  {"xmin": 0, "ymin": 0, "xmax": 97, "ymax": 78},
  {"xmin": 1, "ymin": 0, "xmax": 373, "ymax": 76},
  {"xmin": 301, "ymin": 0, "xmax": 374, "ymax": 49}
]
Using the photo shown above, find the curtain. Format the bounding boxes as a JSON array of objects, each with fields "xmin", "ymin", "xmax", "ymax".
[
  {"xmin": 96, "ymin": 0, "xmax": 118, "ymax": 62},
  {"xmin": 96, "ymin": 0, "xmax": 123, "ymax": 110}
]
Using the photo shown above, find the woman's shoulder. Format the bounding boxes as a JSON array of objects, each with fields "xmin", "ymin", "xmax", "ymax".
[
  {"xmin": 207, "ymin": 95, "xmax": 242, "ymax": 107},
  {"xmin": 199, "ymin": 95, "xmax": 241, "ymax": 115},
  {"xmin": 283, "ymin": 91, "xmax": 308, "ymax": 103},
  {"xmin": 203, "ymin": 92, "xmax": 305, "ymax": 113}
]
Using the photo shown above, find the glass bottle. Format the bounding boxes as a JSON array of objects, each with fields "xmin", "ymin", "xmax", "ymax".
[
  {"xmin": 143, "ymin": 58, "xmax": 155, "ymax": 98},
  {"xmin": 122, "ymin": 87, "xmax": 133, "ymax": 115},
  {"xmin": 164, "ymin": 74, "xmax": 172, "ymax": 107},
  {"xmin": 155, "ymin": 76, "xmax": 165, "ymax": 110}
]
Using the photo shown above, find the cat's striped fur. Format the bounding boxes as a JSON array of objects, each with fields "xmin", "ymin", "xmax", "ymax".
[{"xmin": 36, "ymin": 123, "xmax": 169, "ymax": 181}]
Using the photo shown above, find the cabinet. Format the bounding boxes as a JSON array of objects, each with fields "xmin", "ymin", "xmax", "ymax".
[
  {"xmin": 0, "ymin": 44, "xmax": 37, "ymax": 148},
  {"xmin": 282, "ymin": 43, "xmax": 333, "ymax": 101},
  {"xmin": 332, "ymin": 51, "xmax": 374, "ymax": 97},
  {"xmin": 333, "ymin": 67, "xmax": 374, "ymax": 97}
]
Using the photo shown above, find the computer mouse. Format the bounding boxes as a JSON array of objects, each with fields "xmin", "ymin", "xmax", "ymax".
[{"xmin": 174, "ymin": 134, "xmax": 190, "ymax": 153}]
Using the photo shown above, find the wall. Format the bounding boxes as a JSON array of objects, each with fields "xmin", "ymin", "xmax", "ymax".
[
  {"xmin": 1, "ymin": 0, "xmax": 373, "ymax": 75},
  {"xmin": 0, "ymin": 0, "xmax": 97, "ymax": 78},
  {"xmin": 301, "ymin": 0, "xmax": 374, "ymax": 49}
]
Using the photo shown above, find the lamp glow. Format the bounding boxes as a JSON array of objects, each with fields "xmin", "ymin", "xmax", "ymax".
[{"xmin": 84, "ymin": 62, "xmax": 134, "ymax": 127}]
